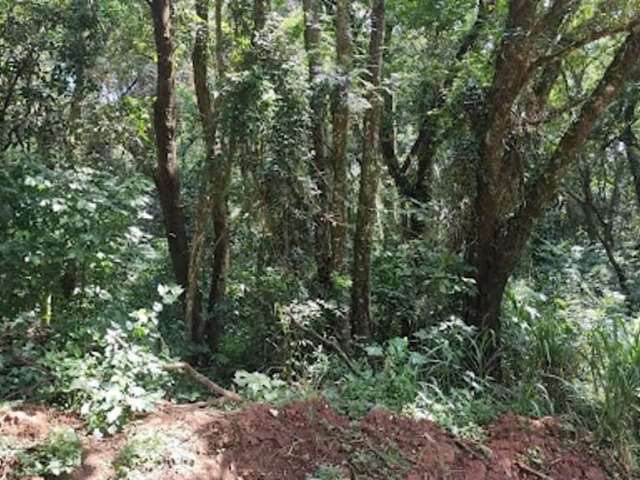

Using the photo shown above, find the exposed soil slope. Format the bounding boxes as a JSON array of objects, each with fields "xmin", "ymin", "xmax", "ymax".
[{"xmin": 0, "ymin": 399, "xmax": 613, "ymax": 479}]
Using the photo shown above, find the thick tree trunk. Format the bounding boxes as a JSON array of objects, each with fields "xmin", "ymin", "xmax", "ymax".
[
  {"xmin": 303, "ymin": 0, "xmax": 332, "ymax": 293},
  {"xmin": 350, "ymin": 0, "xmax": 385, "ymax": 340},
  {"xmin": 150, "ymin": 0, "xmax": 190, "ymax": 294},
  {"xmin": 330, "ymin": 0, "xmax": 352, "ymax": 274},
  {"xmin": 464, "ymin": 11, "xmax": 640, "ymax": 377},
  {"xmin": 465, "ymin": 251, "xmax": 512, "ymax": 375}
]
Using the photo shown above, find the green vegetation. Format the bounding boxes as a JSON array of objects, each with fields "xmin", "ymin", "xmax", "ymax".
[
  {"xmin": 113, "ymin": 432, "xmax": 167, "ymax": 479},
  {"xmin": 14, "ymin": 428, "xmax": 82, "ymax": 477},
  {"xmin": 2, "ymin": 0, "xmax": 640, "ymax": 476}
]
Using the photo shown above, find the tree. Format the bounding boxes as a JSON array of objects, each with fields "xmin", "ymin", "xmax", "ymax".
[
  {"xmin": 463, "ymin": 4, "xmax": 640, "ymax": 373},
  {"xmin": 622, "ymin": 97, "xmax": 640, "ymax": 209},
  {"xmin": 303, "ymin": 0, "xmax": 332, "ymax": 293},
  {"xmin": 330, "ymin": 0, "xmax": 353, "ymax": 275},
  {"xmin": 149, "ymin": 0, "xmax": 190, "ymax": 303},
  {"xmin": 380, "ymin": 0, "xmax": 490, "ymax": 237},
  {"xmin": 350, "ymin": 0, "xmax": 385, "ymax": 340}
]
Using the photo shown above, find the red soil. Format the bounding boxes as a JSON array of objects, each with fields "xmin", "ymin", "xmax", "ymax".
[{"xmin": 0, "ymin": 399, "xmax": 614, "ymax": 479}]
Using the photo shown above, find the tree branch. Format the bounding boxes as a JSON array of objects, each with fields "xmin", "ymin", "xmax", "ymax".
[
  {"xmin": 289, "ymin": 320, "xmax": 362, "ymax": 377},
  {"xmin": 163, "ymin": 362, "xmax": 244, "ymax": 402},
  {"xmin": 532, "ymin": 17, "xmax": 640, "ymax": 71}
]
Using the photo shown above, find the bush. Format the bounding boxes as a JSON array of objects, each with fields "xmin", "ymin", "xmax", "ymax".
[
  {"xmin": 16, "ymin": 428, "xmax": 82, "ymax": 477},
  {"xmin": 42, "ymin": 285, "xmax": 182, "ymax": 434}
]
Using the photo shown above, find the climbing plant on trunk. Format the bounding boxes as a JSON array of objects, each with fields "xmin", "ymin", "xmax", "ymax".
[{"xmin": 350, "ymin": 0, "xmax": 385, "ymax": 341}]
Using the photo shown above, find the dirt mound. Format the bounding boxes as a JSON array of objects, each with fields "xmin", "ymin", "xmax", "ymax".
[
  {"xmin": 190, "ymin": 399, "xmax": 610, "ymax": 479},
  {"xmin": 1, "ymin": 400, "xmax": 612, "ymax": 479}
]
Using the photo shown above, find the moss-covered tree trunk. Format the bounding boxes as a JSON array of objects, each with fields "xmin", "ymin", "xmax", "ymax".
[
  {"xmin": 350, "ymin": 0, "xmax": 385, "ymax": 340},
  {"xmin": 303, "ymin": 0, "xmax": 332, "ymax": 294},
  {"xmin": 330, "ymin": 0, "xmax": 352, "ymax": 276}
]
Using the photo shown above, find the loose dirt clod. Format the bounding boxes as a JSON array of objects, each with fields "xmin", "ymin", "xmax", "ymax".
[{"xmin": 0, "ymin": 400, "xmax": 611, "ymax": 480}]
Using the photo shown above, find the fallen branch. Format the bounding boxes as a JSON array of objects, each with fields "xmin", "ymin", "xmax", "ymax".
[
  {"xmin": 163, "ymin": 362, "xmax": 244, "ymax": 402},
  {"xmin": 289, "ymin": 320, "xmax": 362, "ymax": 377},
  {"xmin": 515, "ymin": 461, "xmax": 555, "ymax": 480}
]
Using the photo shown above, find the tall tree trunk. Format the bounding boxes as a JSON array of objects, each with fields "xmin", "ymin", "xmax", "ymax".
[
  {"xmin": 303, "ymin": 0, "xmax": 332, "ymax": 293},
  {"xmin": 187, "ymin": 0, "xmax": 218, "ymax": 344},
  {"xmin": 207, "ymin": 0, "xmax": 231, "ymax": 349},
  {"xmin": 465, "ymin": 20, "xmax": 640, "ymax": 376},
  {"xmin": 150, "ymin": 0, "xmax": 190, "ymax": 296},
  {"xmin": 350, "ymin": 0, "xmax": 385, "ymax": 340},
  {"xmin": 192, "ymin": 0, "xmax": 231, "ymax": 350},
  {"xmin": 330, "ymin": 0, "xmax": 352, "ymax": 275}
]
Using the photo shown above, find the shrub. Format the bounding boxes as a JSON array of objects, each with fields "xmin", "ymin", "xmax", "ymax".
[{"xmin": 16, "ymin": 428, "xmax": 82, "ymax": 477}]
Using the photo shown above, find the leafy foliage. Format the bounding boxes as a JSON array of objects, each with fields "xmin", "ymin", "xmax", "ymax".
[
  {"xmin": 15, "ymin": 428, "xmax": 82, "ymax": 478},
  {"xmin": 2, "ymin": 0, "xmax": 640, "ymax": 475}
]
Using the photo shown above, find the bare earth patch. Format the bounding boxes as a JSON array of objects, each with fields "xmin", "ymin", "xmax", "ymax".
[{"xmin": 0, "ymin": 399, "xmax": 614, "ymax": 479}]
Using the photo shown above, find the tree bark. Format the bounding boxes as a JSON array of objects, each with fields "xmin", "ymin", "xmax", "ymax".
[
  {"xmin": 465, "ymin": 21, "xmax": 640, "ymax": 376},
  {"xmin": 303, "ymin": 0, "xmax": 332, "ymax": 293},
  {"xmin": 183, "ymin": 0, "xmax": 220, "ymax": 343},
  {"xmin": 350, "ymin": 0, "xmax": 385, "ymax": 340},
  {"xmin": 207, "ymin": 169, "xmax": 231, "ymax": 349},
  {"xmin": 330, "ymin": 0, "xmax": 352, "ymax": 274},
  {"xmin": 150, "ymin": 0, "xmax": 190, "ymax": 296}
]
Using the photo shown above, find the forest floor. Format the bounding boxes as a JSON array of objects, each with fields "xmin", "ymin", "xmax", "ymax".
[{"xmin": 0, "ymin": 398, "xmax": 620, "ymax": 480}]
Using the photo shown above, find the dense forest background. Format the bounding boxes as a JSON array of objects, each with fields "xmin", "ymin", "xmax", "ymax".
[{"xmin": 3, "ymin": 0, "xmax": 640, "ymax": 477}]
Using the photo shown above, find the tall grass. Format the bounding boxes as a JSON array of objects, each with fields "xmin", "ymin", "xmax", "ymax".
[{"xmin": 588, "ymin": 317, "xmax": 640, "ymax": 468}]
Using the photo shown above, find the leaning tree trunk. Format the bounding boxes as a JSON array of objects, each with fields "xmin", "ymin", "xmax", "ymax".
[
  {"xmin": 350, "ymin": 0, "xmax": 385, "ymax": 340},
  {"xmin": 150, "ymin": 0, "xmax": 190, "ymax": 297},
  {"xmin": 330, "ymin": 0, "xmax": 352, "ymax": 275},
  {"xmin": 303, "ymin": 0, "xmax": 332, "ymax": 294}
]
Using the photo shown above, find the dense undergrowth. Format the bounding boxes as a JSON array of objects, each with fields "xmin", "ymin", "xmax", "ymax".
[
  {"xmin": 3, "ymin": 0, "xmax": 640, "ymax": 478},
  {"xmin": 2, "ymin": 178, "xmax": 640, "ymax": 472}
]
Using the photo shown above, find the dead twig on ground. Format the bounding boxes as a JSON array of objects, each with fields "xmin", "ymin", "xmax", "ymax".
[{"xmin": 163, "ymin": 362, "xmax": 244, "ymax": 402}]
